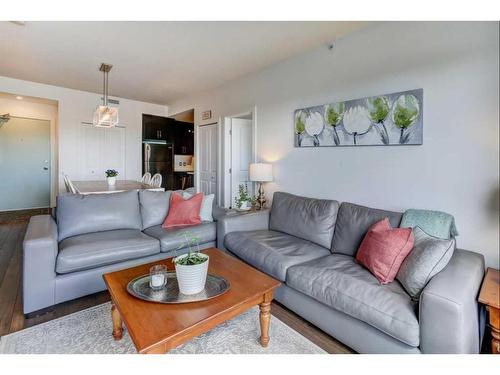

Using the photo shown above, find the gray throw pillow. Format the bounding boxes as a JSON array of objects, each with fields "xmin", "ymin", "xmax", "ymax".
[{"xmin": 397, "ymin": 226, "xmax": 455, "ymax": 299}]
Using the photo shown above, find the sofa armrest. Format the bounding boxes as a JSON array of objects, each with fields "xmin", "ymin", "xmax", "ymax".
[
  {"xmin": 23, "ymin": 215, "xmax": 58, "ymax": 314},
  {"xmin": 216, "ymin": 209, "xmax": 270, "ymax": 249},
  {"xmin": 212, "ymin": 205, "xmax": 229, "ymax": 221},
  {"xmin": 419, "ymin": 249, "xmax": 485, "ymax": 353}
]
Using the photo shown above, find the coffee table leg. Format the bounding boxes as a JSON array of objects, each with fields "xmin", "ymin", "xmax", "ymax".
[
  {"xmin": 111, "ymin": 303, "xmax": 123, "ymax": 340},
  {"xmin": 259, "ymin": 293, "xmax": 273, "ymax": 347}
]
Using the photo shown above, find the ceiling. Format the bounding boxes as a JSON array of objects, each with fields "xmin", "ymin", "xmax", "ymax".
[{"xmin": 0, "ymin": 21, "xmax": 372, "ymax": 104}]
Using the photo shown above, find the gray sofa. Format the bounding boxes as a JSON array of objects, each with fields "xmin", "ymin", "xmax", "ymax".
[
  {"xmin": 23, "ymin": 189, "xmax": 224, "ymax": 314},
  {"xmin": 217, "ymin": 192, "xmax": 485, "ymax": 354}
]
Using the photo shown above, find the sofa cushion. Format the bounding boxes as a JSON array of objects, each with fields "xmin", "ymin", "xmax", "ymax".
[
  {"xmin": 269, "ymin": 192, "xmax": 339, "ymax": 249},
  {"xmin": 331, "ymin": 202, "xmax": 402, "ymax": 256},
  {"xmin": 143, "ymin": 222, "xmax": 216, "ymax": 253},
  {"xmin": 163, "ymin": 192, "xmax": 203, "ymax": 228},
  {"xmin": 56, "ymin": 229, "xmax": 160, "ymax": 274},
  {"xmin": 397, "ymin": 226, "xmax": 456, "ymax": 299},
  {"xmin": 356, "ymin": 218, "xmax": 414, "ymax": 284},
  {"xmin": 57, "ymin": 191, "xmax": 142, "ymax": 241},
  {"xmin": 139, "ymin": 190, "xmax": 171, "ymax": 229},
  {"xmin": 286, "ymin": 254, "xmax": 420, "ymax": 347},
  {"xmin": 224, "ymin": 230, "xmax": 331, "ymax": 281}
]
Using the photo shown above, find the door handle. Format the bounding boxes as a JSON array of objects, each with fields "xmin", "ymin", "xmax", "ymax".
[{"xmin": 43, "ymin": 167, "xmax": 49, "ymax": 170}]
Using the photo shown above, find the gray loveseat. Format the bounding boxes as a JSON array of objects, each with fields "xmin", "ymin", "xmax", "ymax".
[
  {"xmin": 218, "ymin": 192, "xmax": 485, "ymax": 354},
  {"xmin": 23, "ymin": 189, "xmax": 224, "ymax": 314}
]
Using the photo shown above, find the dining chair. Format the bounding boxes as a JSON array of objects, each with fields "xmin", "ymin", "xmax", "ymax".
[
  {"xmin": 141, "ymin": 172, "xmax": 152, "ymax": 185},
  {"xmin": 64, "ymin": 175, "xmax": 80, "ymax": 194},
  {"xmin": 63, "ymin": 175, "xmax": 72, "ymax": 193},
  {"xmin": 150, "ymin": 173, "xmax": 162, "ymax": 188}
]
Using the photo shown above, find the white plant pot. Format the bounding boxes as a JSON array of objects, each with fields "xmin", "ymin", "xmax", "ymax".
[
  {"xmin": 236, "ymin": 200, "xmax": 252, "ymax": 211},
  {"xmin": 174, "ymin": 253, "xmax": 209, "ymax": 295},
  {"xmin": 107, "ymin": 176, "xmax": 116, "ymax": 186}
]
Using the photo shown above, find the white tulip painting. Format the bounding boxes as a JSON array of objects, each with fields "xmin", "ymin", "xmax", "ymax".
[
  {"xmin": 294, "ymin": 88, "xmax": 423, "ymax": 147},
  {"xmin": 342, "ymin": 106, "xmax": 372, "ymax": 145}
]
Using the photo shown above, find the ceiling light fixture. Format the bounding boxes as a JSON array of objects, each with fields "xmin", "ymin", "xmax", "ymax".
[{"xmin": 93, "ymin": 63, "xmax": 119, "ymax": 128}]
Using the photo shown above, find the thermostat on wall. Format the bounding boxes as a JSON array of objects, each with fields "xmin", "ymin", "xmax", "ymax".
[{"xmin": 202, "ymin": 110, "xmax": 212, "ymax": 120}]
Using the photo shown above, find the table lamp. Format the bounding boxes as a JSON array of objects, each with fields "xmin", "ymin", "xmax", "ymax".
[{"xmin": 249, "ymin": 163, "xmax": 273, "ymax": 210}]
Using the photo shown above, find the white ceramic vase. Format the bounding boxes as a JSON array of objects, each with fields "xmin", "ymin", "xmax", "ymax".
[
  {"xmin": 236, "ymin": 200, "xmax": 252, "ymax": 212},
  {"xmin": 174, "ymin": 253, "xmax": 209, "ymax": 295},
  {"xmin": 107, "ymin": 176, "xmax": 116, "ymax": 186}
]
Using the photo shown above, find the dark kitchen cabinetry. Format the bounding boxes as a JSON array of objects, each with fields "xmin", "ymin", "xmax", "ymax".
[
  {"xmin": 174, "ymin": 122, "xmax": 194, "ymax": 155},
  {"xmin": 142, "ymin": 114, "xmax": 175, "ymax": 141},
  {"xmin": 174, "ymin": 172, "xmax": 194, "ymax": 190}
]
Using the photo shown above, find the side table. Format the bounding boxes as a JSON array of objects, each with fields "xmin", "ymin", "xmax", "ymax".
[{"xmin": 478, "ymin": 268, "xmax": 500, "ymax": 354}]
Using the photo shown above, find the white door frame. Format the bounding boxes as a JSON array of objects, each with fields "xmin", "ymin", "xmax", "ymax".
[{"xmin": 222, "ymin": 107, "xmax": 257, "ymax": 208}]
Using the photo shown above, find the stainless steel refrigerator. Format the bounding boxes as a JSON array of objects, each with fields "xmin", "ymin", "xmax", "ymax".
[{"xmin": 143, "ymin": 141, "xmax": 174, "ymax": 190}]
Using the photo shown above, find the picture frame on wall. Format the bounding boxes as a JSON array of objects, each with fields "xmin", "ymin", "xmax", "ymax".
[{"xmin": 294, "ymin": 88, "xmax": 423, "ymax": 147}]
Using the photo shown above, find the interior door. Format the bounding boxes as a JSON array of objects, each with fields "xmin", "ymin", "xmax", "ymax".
[
  {"xmin": 80, "ymin": 124, "xmax": 125, "ymax": 181},
  {"xmin": 230, "ymin": 118, "xmax": 252, "ymax": 208},
  {"xmin": 0, "ymin": 117, "xmax": 51, "ymax": 211},
  {"xmin": 199, "ymin": 124, "xmax": 218, "ymax": 198}
]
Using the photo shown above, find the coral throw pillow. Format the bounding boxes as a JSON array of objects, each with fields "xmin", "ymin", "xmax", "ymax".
[
  {"xmin": 162, "ymin": 192, "xmax": 203, "ymax": 228},
  {"xmin": 356, "ymin": 218, "xmax": 414, "ymax": 284}
]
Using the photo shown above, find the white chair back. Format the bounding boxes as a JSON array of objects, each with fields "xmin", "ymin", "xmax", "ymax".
[
  {"xmin": 141, "ymin": 172, "xmax": 152, "ymax": 185},
  {"xmin": 64, "ymin": 175, "xmax": 80, "ymax": 194},
  {"xmin": 150, "ymin": 173, "xmax": 162, "ymax": 188}
]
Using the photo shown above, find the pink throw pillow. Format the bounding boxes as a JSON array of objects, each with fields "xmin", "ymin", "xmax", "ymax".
[
  {"xmin": 356, "ymin": 218, "xmax": 414, "ymax": 284},
  {"xmin": 162, "ymin": 192, "xmax": 203, "ymax": 228}
]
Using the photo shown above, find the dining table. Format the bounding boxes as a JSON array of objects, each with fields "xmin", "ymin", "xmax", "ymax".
[{"xmin": 71, "ymin": 180, "xmax": 163, "ymax": 195}]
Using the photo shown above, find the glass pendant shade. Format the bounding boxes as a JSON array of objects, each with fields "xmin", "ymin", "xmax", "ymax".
[
  {"xmin": 92, "ymin": 63, "xmax": 118, "ymax": 128},
  {"xmin": 93, "ymin": 105, "xmax": 119, "ymax": 127}
]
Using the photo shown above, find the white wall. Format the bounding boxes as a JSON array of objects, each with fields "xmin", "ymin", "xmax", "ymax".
[
  {"xmin": 0, "ymin": 77, "xmax": 168, "ymax": 198},
  {"xmin": 167, "ymin": 22, "xmax": 500, "ymax": 268}
]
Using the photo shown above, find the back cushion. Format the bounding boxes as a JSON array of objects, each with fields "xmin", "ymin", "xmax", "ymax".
[
  {"xmin": 57, "ymin": 190, "xmax": 142, "ymax": 241},
  {"xmin": 139, "ymin": 190, "xmax": 172, "ymax": 229},
  {"xmin": 331, "ymin": 202, "xmax": 402, "ymax": 256},
  {"xmin": 269, "ymin": 192, "xmax": 339, "ymax": 249}
]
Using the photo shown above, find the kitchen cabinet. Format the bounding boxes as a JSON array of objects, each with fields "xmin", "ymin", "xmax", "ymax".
[
  {"xmin": 174, "ymin": 172, "xmax": 194, "ymax": 190},
  {"xmin": 174, "ymin": 122, "xmax": 194, "ymax": 155},
  {"xmin": 143, "ymin": 114, "xmax": 175, "ymax": 141}
]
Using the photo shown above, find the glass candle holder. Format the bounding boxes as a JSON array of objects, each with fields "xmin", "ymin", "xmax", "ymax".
[{"xmin": 149, "ymin": 265, "xmax": 167, "ymax": 291}]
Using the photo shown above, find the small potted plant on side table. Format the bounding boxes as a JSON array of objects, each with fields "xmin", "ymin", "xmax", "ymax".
[
  {"xmin": 173, "ymin": 232, "xmax": 209, "ymax": 295},
  {"xmin": 105, "ymin": 169, "xmax": 119, "ymax": 186},
  {"xmin": 234, "ymin": 184, "xmax": 256, "ymax": 211}
]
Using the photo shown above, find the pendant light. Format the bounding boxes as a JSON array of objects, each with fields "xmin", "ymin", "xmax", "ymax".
[{"xmin": 93, "ymin": 63, "xmax": 119, "ymax": 127}]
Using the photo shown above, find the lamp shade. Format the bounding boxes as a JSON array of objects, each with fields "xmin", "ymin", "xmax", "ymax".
[{"xmin": 249, "ymin": 163, "xmax": 273, "ymax": 182}]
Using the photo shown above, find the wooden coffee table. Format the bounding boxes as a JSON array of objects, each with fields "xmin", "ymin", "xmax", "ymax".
[{"xmin": 103, "ymin": 248, "xmax": 281, "ymax": 354}]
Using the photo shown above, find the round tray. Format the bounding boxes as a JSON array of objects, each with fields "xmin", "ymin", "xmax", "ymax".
[{"xmin": 126, "ymin": 271, "xmax": 230, "ymax": 304}]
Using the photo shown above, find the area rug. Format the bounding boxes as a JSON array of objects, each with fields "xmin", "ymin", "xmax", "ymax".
[{"xmin": 0, "ymin": 303, "xmax": 325, "ymax": 354}]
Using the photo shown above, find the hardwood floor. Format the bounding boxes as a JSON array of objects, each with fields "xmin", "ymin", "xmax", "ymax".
[{"xmin": 0, "ymin": 209, "xmax": 353, "ymax": 354}]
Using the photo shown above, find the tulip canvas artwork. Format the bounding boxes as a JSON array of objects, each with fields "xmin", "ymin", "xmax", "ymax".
[{"xmin": 294, "ymin": 89, "xmax": 423, "ymax": 147}]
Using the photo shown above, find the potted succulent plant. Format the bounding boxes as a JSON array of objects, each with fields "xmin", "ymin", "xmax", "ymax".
[
  {"xmin": 234, "ymin": 184, "xmax": 255, "ymax": 211},
  {"xmin": 105, "ymin": 169, "xmax": 119, "ymax": 186},
  {"xmin": 173, "ymin": 232, "xmax": 209, "ymax": 295}
]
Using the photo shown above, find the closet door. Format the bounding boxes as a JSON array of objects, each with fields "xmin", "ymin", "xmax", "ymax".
[
  {"xmin": 81, "ymin": 124, "xmax": 104, "ymax": 179},
  {"xmin": 103, "ymin": 126, "xmax": 126, "ymax": 175},
  {"xmin": 80, "ymin": 124, "xmax": 126, "ymax": 180},
  {"xmin": 198, "ymin": 124, "xmax": 218, "ymax": 197}
]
